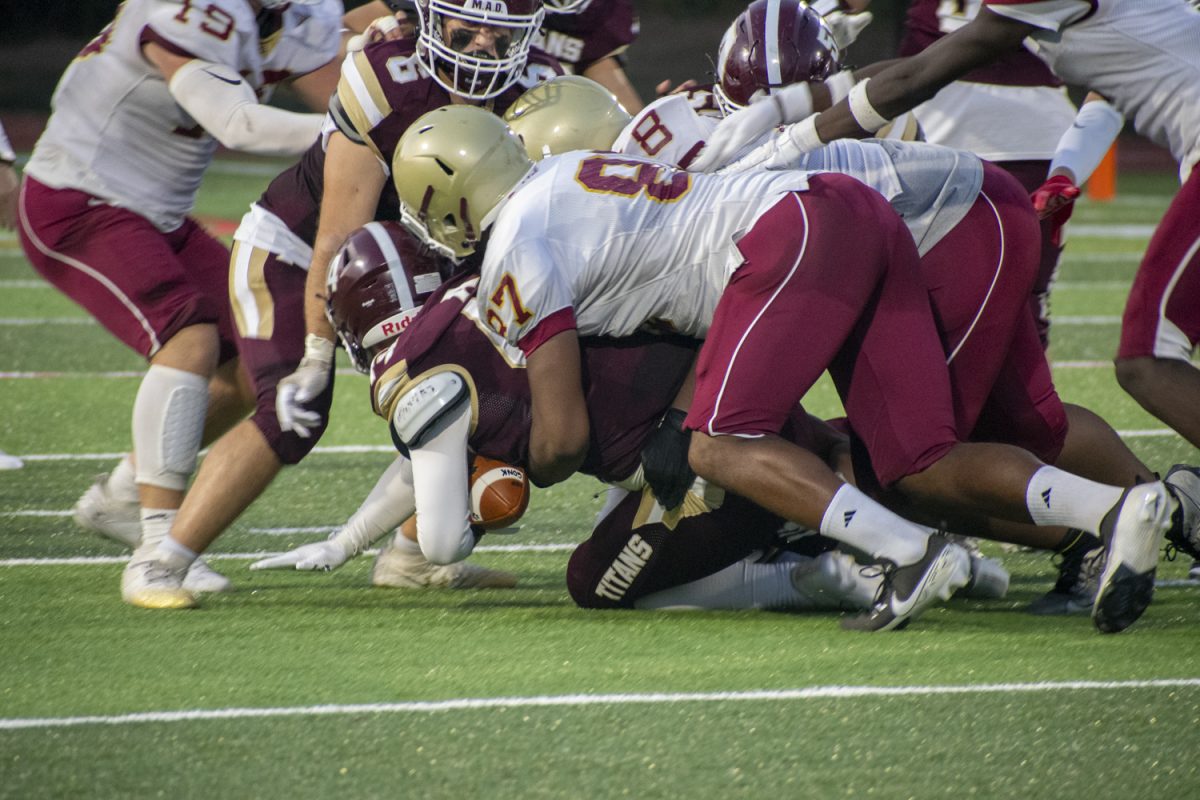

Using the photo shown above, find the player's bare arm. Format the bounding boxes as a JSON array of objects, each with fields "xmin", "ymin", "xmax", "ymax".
[
  {"xmin": 583, "ymin": 56, "xmax": 643, "ymax": 113},
  {"xmin": 814, "ymin": 9, "xmax": 1034, "ymax": 142},
  {"xmin": 526, "ymin": 330, "xmax": 591, "ymax": 487},
  {"xmin": 303, "ymin": 132, "xmax": 389, "ymax": 341}
]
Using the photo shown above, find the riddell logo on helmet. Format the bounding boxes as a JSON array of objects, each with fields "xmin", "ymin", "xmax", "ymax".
[{"xmin": 379, "ymin": 316, "xmax": 414, "ymax": 338}]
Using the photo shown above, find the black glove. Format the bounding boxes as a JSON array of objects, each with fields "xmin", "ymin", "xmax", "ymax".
[{"xmin": 640, "ymin": 408, "xmax": 695, "ymax": 510}]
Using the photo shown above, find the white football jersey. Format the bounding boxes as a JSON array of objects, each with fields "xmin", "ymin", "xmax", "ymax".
[
  {"xmin": 25, "ymin": 0, "xmax": 341, "ymax": 232},
  {"xmin": 477, "ymin": 151, "xmax": 813, "ymax": 348},
  {"xmin": 986, "ymin": 0, "xmax": 1200, "ymax": 175},
  {"xmin": 616, "ymin": 95, "xmax": 982, "ymax": 256}
]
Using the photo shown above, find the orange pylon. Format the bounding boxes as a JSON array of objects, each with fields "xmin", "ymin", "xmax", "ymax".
[{"xmin": 1088, "ymin": 143, "xmax": 1117, "ymax": 201}]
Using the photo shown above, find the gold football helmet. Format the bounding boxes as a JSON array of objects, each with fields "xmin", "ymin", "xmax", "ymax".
[
  {"xmin": 503, "ymin": 75, "xmax": 632, "ymax": 160},
  {"xmin": 392, "ymin": 106, "xmax": 533, "ymax": 258}
]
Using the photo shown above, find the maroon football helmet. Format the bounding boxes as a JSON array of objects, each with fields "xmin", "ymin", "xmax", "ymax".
[
  {"xmin": 414, "ymin": 0, "xmax": 546, "ymax": 100},
  {"xmin": 325, "ymin": 221, "xmax": 451, "ymax": 372},
  {"xmin": 714, "ymin": 0, "xmax": 841, "ymax": 116}
]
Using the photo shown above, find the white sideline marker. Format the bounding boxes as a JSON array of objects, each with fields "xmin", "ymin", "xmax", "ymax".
[{"xmin": 3, "ymin": 678, "xmax": 1199, "ymax": 731}]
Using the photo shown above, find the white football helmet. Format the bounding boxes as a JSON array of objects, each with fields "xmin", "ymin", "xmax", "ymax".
[
  {"xmin": 393, "ymin": 106, "xmax": 533, "ymax": 258},
  {"xmin": 414, "ymin": 0, "xmax": 546, "ymax": 100}
]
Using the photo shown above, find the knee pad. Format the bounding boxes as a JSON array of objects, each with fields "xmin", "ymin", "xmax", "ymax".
[{"xmin": 133, "ymin": 365, "xmax": 209, "ymax": 491}]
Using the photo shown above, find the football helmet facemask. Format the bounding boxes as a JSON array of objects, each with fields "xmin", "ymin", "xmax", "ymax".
[
  {"xmin": 414, "ymin": 0, "xmax": 545, "ymax": 100},
  {"xmin": 503, "ymin": 75, "xmax": 631, "ymax": 160},
  {"xmin": 543, "ymin": 0, "xmax": 593, "ymax": 13},
  {"xmin": 325, "ymin": 221, "xmax": 450, "ymax": 372},
  {"xmin": 393, "ymin": 106, "xmax": 533, "ymax": 258},
  {"xmin": 259, "ymin": 0, "xmax": 324, "ymax": 8},
  {"xmin": 713, "ymin": 0, "xmax": 840, "ymax": 116}
]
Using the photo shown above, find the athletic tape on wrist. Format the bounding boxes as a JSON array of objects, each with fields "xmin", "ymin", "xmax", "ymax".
[
  {"xmin": 848, "ymin": 79, "xmax": 891, "ymax": 133},
  {"xmin": 789, "ymin": 116, "xmax": 824, "ymax": 153}
]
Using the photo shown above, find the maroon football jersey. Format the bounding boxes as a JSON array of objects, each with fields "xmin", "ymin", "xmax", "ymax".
[
  {"xmin": 257, "ymin": 38, "xmax": 562, "ymax": 245},
  {"xmin": 536, "ymin": 0, "xmax": 639, "ymax": 74},
  {"xmin": 370, "ymin": 274, "xmax": 696, "ymax": 482}
]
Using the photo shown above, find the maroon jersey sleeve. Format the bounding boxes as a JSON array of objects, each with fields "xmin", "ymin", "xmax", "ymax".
[{"xmin": 537, "ymin": 0, "xmax": 639, "ymax": 74}]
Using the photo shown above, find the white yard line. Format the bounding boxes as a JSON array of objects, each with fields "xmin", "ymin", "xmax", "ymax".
[
  {"xmin": 0, "ymin": 543, "xmax": 574, "ymax": 567},
  {"xmin": 3, "ymin": 678, "xmax": 1198, "ymax": 731}
]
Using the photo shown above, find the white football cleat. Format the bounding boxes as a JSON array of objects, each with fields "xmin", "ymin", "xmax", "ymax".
[
  {"xmin": 182, "ymin": 559, "xmax": 234, "ymax": 594},
  {"xmin": 73, "ymin": 475, "xmax": 141, "ymax": 549},
  {"xmin": 0, "ymin": 450, "xmax": 23, "ymax": 470},
  {"xmin": 788, "ymin": 550, "xmax": 881, "ymax": 610},
  {"xmin": 956, "ymin": 553, "xmax": 1010, "ymax": 600},
  {"xmin": 121, "ymin": 556, "xmax": 197, "ymax": 610},
  {"xmin": 371, "ymin": 541, "xmax": 518, "ymax": 589},
  {"xmin": 841, "ymin": 535, "xmax": 971, "ymax": 632},
  {"xmin": 1093, "ymin": 482, "xmax": 1174, "ymax": 633}
]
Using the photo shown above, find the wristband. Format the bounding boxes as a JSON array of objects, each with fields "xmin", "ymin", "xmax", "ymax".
[
  {"xmin": 787, "ymin": 115, "xmax": 825, "ymax": 154},
  {"xmin": 848, "ymin": 78, "xmax": 891, "ymax": 133},
  {"xmin": 824, "ymin": 70, "xmax": 856, "ymax": 105}
]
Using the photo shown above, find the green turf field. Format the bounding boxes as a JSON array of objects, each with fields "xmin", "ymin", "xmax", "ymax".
[{"xmin": 2, "ymin": 161, "xmax": 1198, "ymax": 799}]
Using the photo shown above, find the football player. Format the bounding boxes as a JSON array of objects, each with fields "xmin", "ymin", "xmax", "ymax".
[
  {"xmin": 391, "ymin": 105, "xmax": 1182, "ymax": 633},
  {"xmin": 252, "ymin": 221, "xmax": 909, "ymax": 617},
  {"xmin": 107, "ymin": 2, "xmax": 561, "ymax": 609},
  {"xmin": 16, "ymin": 0, "xmax": 346, "ymax": 602},
  {"xmin": 613, "ymin": 1, "xmax": 1166, "ymax": 615},
  {"xmin": 699, "ymin": 0, "xmax": 1200, "ymax": 470}
]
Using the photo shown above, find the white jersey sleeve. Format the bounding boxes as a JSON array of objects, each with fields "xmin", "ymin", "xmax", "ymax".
[
  {"xmin": 984, "ymin": 0, "xmax": 1200, "ymax": 175},
  {"xmin": 478, "ymin": 229, "xmax": 579, "ymax": 355},
  {"xmin": 24, "ymin": 0, "xmax": 341, "ymax": 232},
  {"xmin": 613, "ymin": 94, "xmax": 719, "ymax": 169}
]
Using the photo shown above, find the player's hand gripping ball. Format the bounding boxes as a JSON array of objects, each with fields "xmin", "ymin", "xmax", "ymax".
[{"xmin": 469, "ymin": 455, "xmax": 530, "ymax": 529}]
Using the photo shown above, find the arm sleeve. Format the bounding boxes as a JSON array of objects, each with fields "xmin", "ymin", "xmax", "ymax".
[
  {"xmin": 328, "ymin": 455, "xmax": 417, "ymax": 558},
  {"xmin": 407, "ymin": 402, "xmax": 475, "ymax": 565},
  {"xmin": 168, "ymin": 59, "xmax": 323, "ymax": 156},
  {"xmin": 1048, "ymin": 97, "xmax": 1124, "ymax": 184},
  {"xmin": 0, "ymin": 121, "xmax": 15, "ymax": 163}
]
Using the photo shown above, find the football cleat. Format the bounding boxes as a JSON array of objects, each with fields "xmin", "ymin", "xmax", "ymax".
[
  {"xmin": 121, "ymin": 557, "xmax": 197, "ymax": 610},
  {"xmin": 371, "ymin": 541, "xmax": 518, "ymax": 589},
  {"xmin": 1093, "ymin": 483, "xmax": 1174, "ymax": 633},
  {"xmin": 1163, "ymin": 464, "xmax": 1200, "ymax": 561},
  {"xmin": 787, "ymin": 551, "xmax": 880, "ymax": 611},
  {"xmin": 182, "ymin": 559, "xmax": 234, "ymax": 594},
  {"xmin": 1027, "ymin": 531, "xmax": 1103, "ymax": 615},
  {"xmin": 956, "ymin": 553, "xmax": 1011, "ymax": 601},
  {"xmin": 0, "ymin": 449, "xmax": 23, "ymax": 470},
  {"xmin": 73, "ymin": 474, "xmax": 141, "ymax": 549},
  {"xmin": 841, "ymin": 535, "xmax": 970, "ymax": 632}
]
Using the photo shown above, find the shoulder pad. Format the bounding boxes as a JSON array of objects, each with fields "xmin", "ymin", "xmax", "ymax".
[{"xmin": 391, "ymin": 372, "xmax": 469, "ymax": 448}]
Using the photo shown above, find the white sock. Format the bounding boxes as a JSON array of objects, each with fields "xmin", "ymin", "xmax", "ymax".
[
  {"xmin": 819, "ymin": 484, "xmax": 929, "ymax": 565},
  {"xmin": 135, "ymin": 508, "xmax": 177, "ymax": 558},
  {"xmin": 1025, "ymin": 466, "xmax": 1124, "ymax": 534},
  {"xmin": 634, "ymin": 561, "xmax": 800, "ymax": 610},
  {"xmin": 110, "ymin": 454, "xmax": 140, "ymax": 505},
  {"xmin": 154, "ymin": 535, "xmax": 198, "ymax": 571}
]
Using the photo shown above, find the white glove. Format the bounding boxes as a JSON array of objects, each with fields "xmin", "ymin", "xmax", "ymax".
[
  {"xmin": 346, "ymin": 14, "xmax": 402, "ymax": 53},
  {"xmin": 689, "ymin": 83, "xmax": 813, "ymax": 173},
  {"xmin": 276, "ymin": 334, "xmax": 335, "ymax": 438},
  {"xmin": 823, "ymin": 11, "xmax": 873, "ymax": 48},
  {"xmin": 250, "ymin": 538, "xmax": 353, "ymax": 572}
]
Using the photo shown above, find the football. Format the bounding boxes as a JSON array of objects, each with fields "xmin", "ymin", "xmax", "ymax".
[{"xmin": 468, "ymin": 455, "xmax": 530, "ymax": 529}]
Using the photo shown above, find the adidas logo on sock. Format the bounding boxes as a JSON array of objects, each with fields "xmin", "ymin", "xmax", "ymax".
[
  {"xmin": 843, "ymin": 509, "xmax": 856, "ymax": 527},
  {"xmin": 1041, "ymin": 488, "xmax": 1052, "ymax": 508}
]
